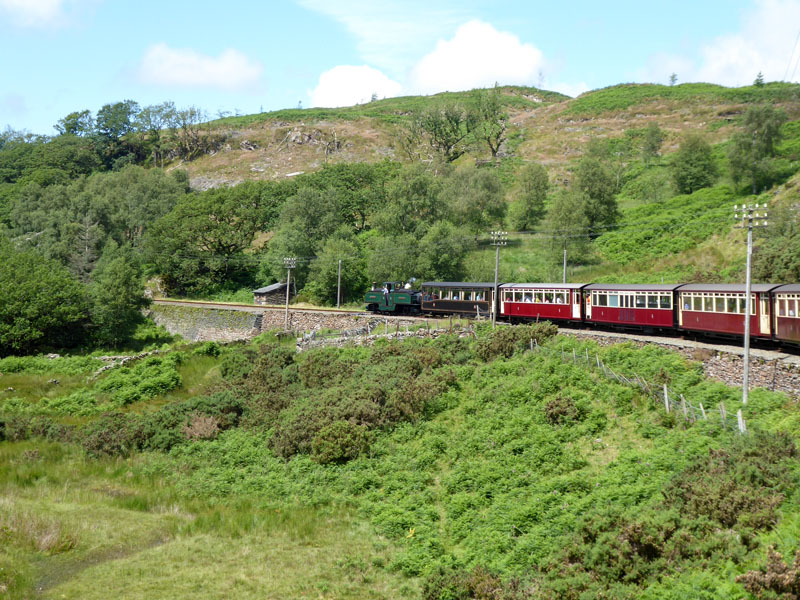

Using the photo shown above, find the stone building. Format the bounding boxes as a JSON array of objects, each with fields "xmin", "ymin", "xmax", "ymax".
[{"xmin": 253, "ymin": 282, "xmax": 294, "ymax": 305}]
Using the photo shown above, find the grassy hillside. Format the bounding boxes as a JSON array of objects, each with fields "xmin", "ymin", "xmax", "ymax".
[{"xmin": 2, "ymin": 330, "xmax": 799, "ymax": 598}]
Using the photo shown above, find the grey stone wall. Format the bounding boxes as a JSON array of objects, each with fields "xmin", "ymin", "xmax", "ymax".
[{"xmin": 147, "ymin": 305, "xmax": 261, "ymax": 342}]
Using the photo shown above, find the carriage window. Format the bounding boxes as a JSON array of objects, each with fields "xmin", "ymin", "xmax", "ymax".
[
  {"xmin": 647, "ymin": 295, "xmax": 658, "ymax": 308},
  {"xmin": 779, "ymin": 299, "xmax": 786, "ymax": 316},
  {"xmin": 464, "ymin": 291, "xmax": 473, "ymax": 301},
  {"xmin": 635, "ymin": 295, "xmax": 646, "ymax": 308},
  {"xmin": 789, "ymin": 299, "xmax": 797, "ymax": 317},
  {"xmin": 692, "ymin": 296, "xmax": 701, "ymax": 311},
  {"xmin": 738, "ymin": 297, "xmax": 747, "ymax": 314},
  {"xmin": 523, "ymin": 293, "xmax": 533, "ymax": 303},
  {"xmin": 660, "ymin": 295, "xmax": 671, "ymax": 309},
  {"xmin": 607, "ymin": 294, "xmax": 618, "ymax": 307},
  {"xmin": 727, "ymin": 297, "xmax": 737, "ymax": 313},
  {"xmin": 596, "ymin": 293, "xmax": 608, "ymax": 307},
  {"xmin": 558, "ymin": 292, "xmax": 567, "ymax": 304},
  {"xmin": 715, "ymin": 297, "xmax": 725, "ymax": 312},
  {"xmin": 703, "ymin": 297, "xmax": 713, "ymax": 311}
]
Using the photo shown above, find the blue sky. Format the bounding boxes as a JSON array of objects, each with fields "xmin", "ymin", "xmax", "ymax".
[{"xmin": 1, "ymin": 0, "xmax": 799, "ymax": 134}]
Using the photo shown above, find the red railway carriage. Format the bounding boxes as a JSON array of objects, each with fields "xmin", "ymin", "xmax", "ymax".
[
  {"xmin": 499, "ymin": 283, "xmax": 585, "ymax": 322},
  {"xmin": 771, "ymin": 284, "xmax": 800, "ymax": 344},
  {"xmin": 676, "ymin": 283, "xmax": 779, "ymax": 338},
  {"xmin": 584, "ymin": 284, "xmax": 680, "ymax": 329}
]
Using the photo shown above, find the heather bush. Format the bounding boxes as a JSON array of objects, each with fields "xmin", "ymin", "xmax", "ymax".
[{"xmin": 476, "ymin": 323, "xmax": 558, "ymax": 361}]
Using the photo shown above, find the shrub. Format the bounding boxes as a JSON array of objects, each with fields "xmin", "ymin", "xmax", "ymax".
[
  {"xmin": 80, "ymin": 412, "xmax": 145, "ymax": 457},
  {"xmin": 422, "ymin": 565, "xmax": 531, "ymax": 600},
  {"xmin": 476, "ymin": 323, "xmax": 558, "ymax": 361},
  {"xmin": 736, "ymin": 547, "xmax": 800, "ymax": 599},
  {"xmin": 311, "ymin": 421, "xmax": 373, "ymax": 464},
  {"xmin": 192, "ymin": 341, "xmax": 222, "ymax": 357},
  {"xmin": 544, "ymin": 395, "xmax": 579, "ymax": 426},
  {"xmin": 181, "ymin": 412, "xmax": 221, "ymax": 441}
]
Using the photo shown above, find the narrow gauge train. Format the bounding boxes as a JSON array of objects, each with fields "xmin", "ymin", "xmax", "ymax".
[{"xmin": 365, "ymin": 281, "xmax": 800, "ymax": 345}]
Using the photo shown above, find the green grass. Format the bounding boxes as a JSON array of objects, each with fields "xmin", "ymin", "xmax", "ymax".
[
  {"xmin": 565, "ymin": 82, "xmax": 800, "ymax": 116},
  {"xmin": 208, "ymin": 86, "xmax": 569, "ymax": 128}
]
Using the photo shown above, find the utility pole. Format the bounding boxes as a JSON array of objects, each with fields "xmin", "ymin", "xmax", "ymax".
[
  {"xmin": 283, "ymin": 257, "xmax": 296, "ymax": 330},
  {"xmin": 337, "ymin": 259, "xmax": 342, "ymax": 309},
  {"xmin": 563, "ymin": 241, "xmax": 567, "ymax": 284},
  {"xmin": 490, "ymin": 231, "xmax": 507, "ymax": 329},
  {"xmin": 734, "ymin": 204, "xmax": 768, "ymax": 405}
]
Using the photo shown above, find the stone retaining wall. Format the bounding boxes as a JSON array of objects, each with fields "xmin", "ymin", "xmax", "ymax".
[{"xmin": 147, "ymin": 305, "xmax": 260, "ymax": 342}]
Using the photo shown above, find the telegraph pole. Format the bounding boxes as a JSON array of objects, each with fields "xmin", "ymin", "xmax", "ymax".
[
  {"xmin": 734, "ymin": 204, "xmax": 768, "ymax": 405},
  {"xmin": 563, "ymin": 242, "xmax": 567, "ymax": 284},
  {"xmin": 337, "ymin": 259, "xmax": 342, "ymax": 309},
  {"xmin": 283, "ymin": 257, "xmax": 296, "ymax": 330},
  {"xmin": 490, "ymin": 231, "xmax": 507, "ymax": 329}
]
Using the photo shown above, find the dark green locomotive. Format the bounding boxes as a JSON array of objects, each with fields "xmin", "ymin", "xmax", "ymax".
[{"xmin": 364, "ymin": 282, "xmax": 422, "ymax": 314}]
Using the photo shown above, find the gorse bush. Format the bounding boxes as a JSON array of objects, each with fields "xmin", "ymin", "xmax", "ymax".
[
  {"xmin": 476, "ymin": 322, "xmax": 558, "ymax": 361},
  {"xmin": 96, "ymin": 354, "xmax": 183, "ymax": 405}
]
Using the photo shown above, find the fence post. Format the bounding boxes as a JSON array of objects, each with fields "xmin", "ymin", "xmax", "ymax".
[
  {"xmin": 663, "ymin": 384, "xmax": 670, "ymax": 412},
  {"xmin": 585, "ymin": 348, "xmax": 589, "ymax": 364},
  {"xmin": 530, "ymin": 338, "xmax": 533, "ymax": 351},
  {"xmin": 385, "ymin": 319, "xmax": 388, "ymax": 336},
  {"xmin": 719, "ymin": 402, "xmax": 727, "ymax": 427},
  {"xmin": 596, "ymin": 354, "xmax": 601, "ymax": 369},
  {"xmin": 699, "ymin": 403, "xmax": 706, "ymax": 419},
  {"xmin": 680, "ymin": 394, "xmax": 688, "ymax": 420},
  {"xmin": 737, "ymin": 409, "xmax": 747, "ymax": 434},
  {"xmin": 573, "ymin": 349, "xmax": 576, "ymax": 363}
]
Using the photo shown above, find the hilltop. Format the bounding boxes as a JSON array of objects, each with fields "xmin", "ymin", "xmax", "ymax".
[{"xmin": 180, "ymin": 82, "xmax": 800, "ymax": 189}]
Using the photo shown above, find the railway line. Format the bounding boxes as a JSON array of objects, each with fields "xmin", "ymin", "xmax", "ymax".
[{"xmin": 152, "ymin": 297, "xmax": 800, "ymax": 365}]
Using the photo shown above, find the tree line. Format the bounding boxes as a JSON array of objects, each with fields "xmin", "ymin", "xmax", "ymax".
[{"xmin": 1, "ymin": 95, "xmax": 796, "ymax": 355}]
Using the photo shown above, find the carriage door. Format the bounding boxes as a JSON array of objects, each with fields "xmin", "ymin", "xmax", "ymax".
[
  {"xmin": 759, "ymin": 295, "xmax": 770, "ymax": 336},
  {"xmin": 572, "ymin": 291, "xmax": 581, "ymax": 319},
  {"xmin": 585, "ymin": 292, "xmax": 592, "ymax": 320}
]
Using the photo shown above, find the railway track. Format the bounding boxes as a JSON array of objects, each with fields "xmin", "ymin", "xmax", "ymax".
[{"xmin": 151, "ymin": 298, "xmax": 800, "ymax": 364}]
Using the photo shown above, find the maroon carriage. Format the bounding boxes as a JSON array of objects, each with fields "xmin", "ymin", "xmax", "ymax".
[
  {"xmin": 676, "ymin": 283, "xmax": 779, "ymax": 338},
  {"xmin": 584, "ymin": 284, "xmax": 680, "ymax": 329},
  {"xmin": 499, "ymin": 283, "xmax": 585, "ymax": 322},
  {"xmin": 771, "ymin": 284, "xmax": 800, "ymax": 344}
]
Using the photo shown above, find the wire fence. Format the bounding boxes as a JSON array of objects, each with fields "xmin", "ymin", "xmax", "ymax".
[
  {"xmin": 527, "ymin": 339, "xmax": 747, "ymax": 435},
  {"xmin": 293, "ymin": 323, "xmax": 748, "ymax": 435}
]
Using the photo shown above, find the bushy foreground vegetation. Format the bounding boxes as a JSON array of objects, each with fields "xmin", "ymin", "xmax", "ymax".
[{"xmin": 1, "ymin": 327, "xmax": 798, "ymax": 599}]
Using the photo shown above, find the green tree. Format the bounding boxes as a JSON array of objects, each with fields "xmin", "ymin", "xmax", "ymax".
[
  {"xmin": 470, "ymin": 88, "xmax": 507, "ymax": 158},
  {"xmin": 415, "ymin": 221, "xmax": 471, "ymax": 281},
  {"xmin": 641, "ymin": 122, "xmax": 665, "ymax": 166},
  {"xmin": 543, "ymin": 188, "xmax": 591, "ymax": 264},
  {"xmin": 55, "ymin": 110, "xmax": 95, "ymax": 137},
  {"xmin": 728, "ymin": 104, "xmax": 788, "ymax": 194},
  {"xmin": 365, "ymin": 234, "xmax": 419, "ymax": 284},
  {"xmin": 671, "ymin": 133, "xmax": 717, "ymax": 194},
  {"xmin": 441, "ymin": 166, "xmax": 506, "ymax": 236},
  {"xmin": 0, "ymin": 236, "xmax": 90, "ymax": 354},
  {"xmin": 304, "ymin": 233, "xmax": 366, "ymax": 305},
  {"xmin": 574, "ymin": 156, "xmax": 618, "ymax": 234},
  {"xmin": 135, "ymin": 102, "xmax": 177, "ymax": 167},
  {"xmin": 146, "ymin": 185, "xmax": 272, "ymax": 295},
  {"xmin": 374, "ymin": 165, "xmax": 445, "ymax": 236},
  {"xmin": 89, "ymin": 246, "xmax": 149, "ymax": 346},
  {"xmin": 415, "ymin": 103, "xmax": 476, "ymax": 162},
  {"xmin": 508, "ymin": 162, "xmax": 548, "ymax": 230},
  {"xmin": 95, "ymin": 100, "xmax": 142, "ymax": 168}
]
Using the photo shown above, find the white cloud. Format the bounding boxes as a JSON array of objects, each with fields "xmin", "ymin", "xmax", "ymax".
[
  {"xmin": 310, "ymin": 65, "xmax": 402, "ymax": 107},
  {"xmin": 297, "ymin": 0, "xmax": 470, "ymax": 75},
  {"xmin": 548, "ymin": 81, "xmax": 590, "ymax": 98},
  {"xmin": 408, "ymin": 20, "xmax": 544, "ymax": 94},
  {"xmin": 0, "ymin": 0, "xmax": 65, "ymax": 26},
  {"xmin": 0, "ymin": 92, "xmax": 27, "ymax": 117},
  {"xmin": 138, "ymin": 43, "xmax": 263, "ymax": 91},
  {"xmin": 643, "ymin": 0, "xmax": 800, "ymax": 85}
]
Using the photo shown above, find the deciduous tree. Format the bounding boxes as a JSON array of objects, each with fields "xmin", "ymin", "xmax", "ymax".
[{"xmin": 671, "ymin": 133, "xmax": 717, "ymax": 194}]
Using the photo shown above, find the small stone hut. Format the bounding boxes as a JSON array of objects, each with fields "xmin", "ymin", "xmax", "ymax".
[{"xmin": 253, "ymin": 282, "xmax": 294, "ymax": 305}]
